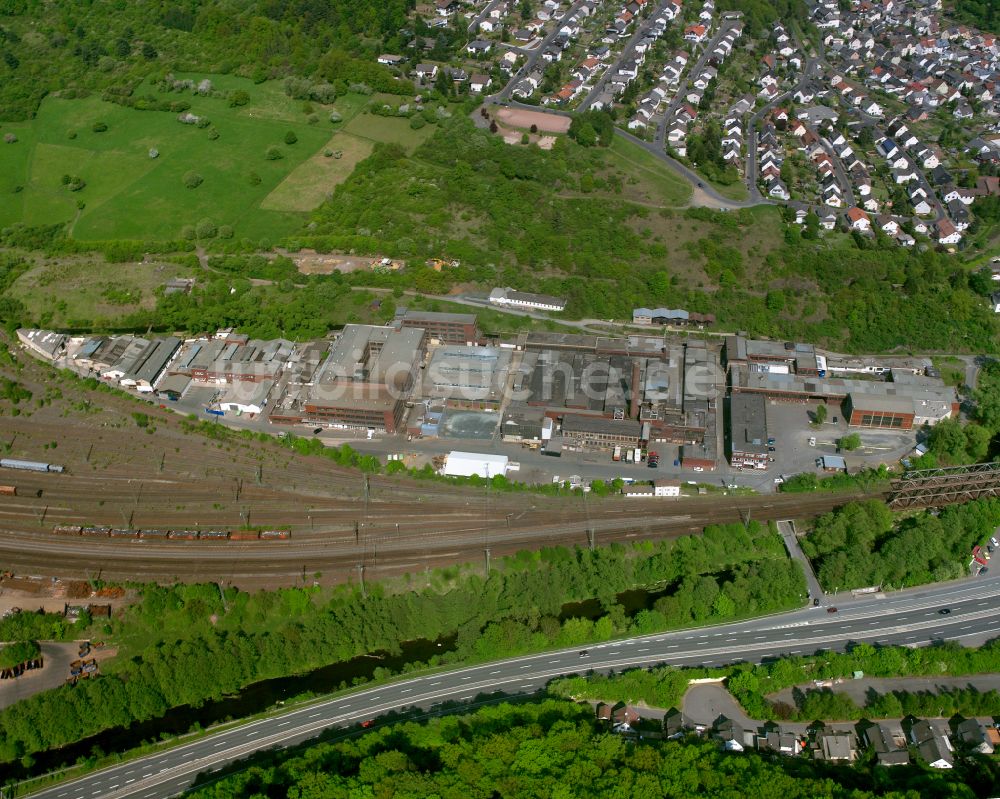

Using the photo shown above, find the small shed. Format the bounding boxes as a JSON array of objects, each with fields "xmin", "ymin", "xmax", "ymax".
[{"xmin": 820, "ymin": 455, "xmax": 847, "ymax": 472}]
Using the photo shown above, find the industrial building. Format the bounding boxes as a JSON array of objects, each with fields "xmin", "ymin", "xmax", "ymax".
[
  {"xmin": 489, "ymin": 287, "xmax": 567, "ymax": 312},
  {"xmin": 631, "ymin": 308, "xmax": 716, "ymax": 327},
  {"xmin": 218, "ymin": 379, "xmax": 275, "ymax": 415},
  {"xmin": 170, "ymin": 337, "xmax": 293, "ymax": 384},
  {"xmin": 422, "ymin": 345, "xmax": 511, "ymax": 409},
  {"xmin": 725, "ymin": 335, "xmax": 824, "ymax": 376},
  {"xmin": 730, "ymin": 366, "xmax": 958, "ymax": 428},
  {"xmin": 844, "ymin": 394, "xmax": 915, "ymax": 429},
  {"xmin": 269, "ymin": 325, "xmax": 426, "ymax": 433},
  {"xmin": 727, "ymin": 392, "xmax": 769, "ymax": 469},
  {"xmin": 17, "ymin": 329, "xmax": 66, "ymax": 360},
  {"xmin": 394, "ymin": 309, "xmax": 480, "ymax": 345}
]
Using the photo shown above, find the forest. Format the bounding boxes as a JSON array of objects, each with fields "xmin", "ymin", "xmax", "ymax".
[
  {"xmin": 0, "ymin": 521, "xmax": 804, "ymax": 763},
  {"xmin": 0, "ymin": 0, "xmax": 413, "ymax": 121},
  {"xmin": 179, "ymin": 698, "xmax": 991, "ymax": 799},
  {"xmin": 800, "ymin": 499, "xmax": 1000, "ymax": 592}
]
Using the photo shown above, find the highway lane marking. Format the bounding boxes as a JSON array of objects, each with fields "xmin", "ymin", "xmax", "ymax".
[
  {"xmin": 213, "ymin": 741, "xmax": 226, "ymax": 747},
  {"xmin": 400, "ymin": 688, "xmax": 412, "ymax": 693},
  {"xmin": 490, "ymin": 670, "xmax": 501, "ymax": 674},
  {"xmin": 308, "ymin": 712, "xmax": 321, "ymax": 718},
  {"xmin": 430, "ymin": 681, "xmax": 442, "ymax": 685},
  {"xmin": 43, "ymin": 593, "xmax": 1000, "ymax": 799}
]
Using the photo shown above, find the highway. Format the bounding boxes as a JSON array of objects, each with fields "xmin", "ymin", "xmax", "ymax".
[{"xmin": 26, "ymin": 575, "xmax": 1000, "ymax": 799}]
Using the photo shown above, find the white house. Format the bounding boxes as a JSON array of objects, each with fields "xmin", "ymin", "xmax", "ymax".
[{"xmin": 654, "ymin": 480, "xmax": 682, "ymax": 497}]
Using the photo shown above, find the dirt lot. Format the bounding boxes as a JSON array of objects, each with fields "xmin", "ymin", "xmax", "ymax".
[
  {"xmin": 495, "ymin": 107, "xmax": 571, "ymax": 134},
  {"xmin": 282, "ymin": 249, "xmax": 383, "ymax": 275}
]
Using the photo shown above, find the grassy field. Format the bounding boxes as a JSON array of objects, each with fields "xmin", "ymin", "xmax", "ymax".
[
  {"xmin": 0, "ymin": 75, "xmax": 418, "ymax": 242},
  {"xmin": 605, "ymin": 137, "xmax": 692, "ymax": 207},
  {"xmin": 261, "ymin": 132, "xmax": 374, "ymax": 213},
  {"xmin": 342, "ymin": 113, "xmax": 437, "ymax": 151},
  {"xmin": 7, "ymin": 257, "xmax": 198, "ymax": 327}
]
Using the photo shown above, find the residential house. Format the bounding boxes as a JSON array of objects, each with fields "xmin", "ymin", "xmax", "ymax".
[{"xmin": 847, "ymin": 206, "xmax": 871, "ymax": 230}]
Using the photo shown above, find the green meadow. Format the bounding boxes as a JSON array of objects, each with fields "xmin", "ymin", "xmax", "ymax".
[{"xmin": 0, "ymin": 75, "xmax": 420, "ymax": 243}]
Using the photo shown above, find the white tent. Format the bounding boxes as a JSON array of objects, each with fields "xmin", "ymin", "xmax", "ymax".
[{"xmin": 442, "ymin": 451, "xmax": 509, "ymax": 478}]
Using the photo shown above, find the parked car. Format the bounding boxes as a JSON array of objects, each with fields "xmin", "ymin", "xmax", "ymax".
[{"xmin": 827, "ymin": 607, "xmax": 838, "ymax": 613}]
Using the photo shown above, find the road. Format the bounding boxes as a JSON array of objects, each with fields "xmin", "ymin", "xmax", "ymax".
[
  {"xmin": 577, "ymin": 0, "xmax": 670, "ymax": 113},
  {"xmin": 654, "ymin": 19, "xmax": 739, "ymax": 149},
  {"xmin": 25, "ymin": 575, "xmax": 1000, "ymax": 799},
  {"xmin": 467, "ymin": 0, "xmax": 503, "ymax": 33},
  {"xmin": 777, "ymin": 519, "xmax": 824, "ymax": 603},
  {"xmin": 491, "ymin": 0, "xmax": 590, "ymax": 102}
]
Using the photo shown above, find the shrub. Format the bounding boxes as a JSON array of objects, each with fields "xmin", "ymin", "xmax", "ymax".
[
  {"xmin": 265, "ymin": 146, "xmax": 283, "ymax": 160},
  {"xmin": 180, "ymin": 225, "xmax": 196, "ymax": 240},
  {"xmin": 67, "ymin": 130, "xmax": 77, "ymax": 140},
  {"xmin": 284, "ymin": 130, "xmax": 297, "ymax": 145},
  {"xmin": 195, "ymin": 117, "xmax": 211, "ymax": 129},
  {"xmin": 228, "ymin": 90, "xmax": 250, "ymax": 107},
  {"xmin": 307, "ymin": 114, "xmax": 319, "ymax": 125},
  {"xmin": 183, "ymin": 171, "xmax": 203, "ymax": 189},
  {"xmin": 218, "ymin": 225, "xmax": 234, "ymax": 240},
  {"xmin": 521, "ymin": 133, "xmax": 529, "ymax": 145},
  {"xmin": 149, "ymin": 148, "xmax": 159, "ymax": 159},
  {"xmin": 3, "ymin": 133, "xmax": 17, "ymax": 144},
  {"xmin": 91, "ymin": 122, "xmax": 108, "ymax": 133},
  {"xmin": 207, "ymin": 128, "xmax": 220, "ymax": 140},
  {"xmin": 409, "ymin": 115, "xmax": 426, "ymax": 130},
  {"xmin": 248, "ymin": 172, "xmax": 262, "ymax": 185},
  {"xmin": 195, "ymin": 219, "xmax": 217, "ymax": 239},
  {"xmin": 329, "ymin": 110, "xmax": 342, "ymax": 123}
]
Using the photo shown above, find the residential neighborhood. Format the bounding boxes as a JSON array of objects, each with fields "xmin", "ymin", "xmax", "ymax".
[{"xmin": 380, "ymin": 0, "xmax": 1000, "ymax": 251}]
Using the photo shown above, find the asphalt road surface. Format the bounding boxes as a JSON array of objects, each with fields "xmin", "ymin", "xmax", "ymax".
[{"xmin": 26, "ymin": 575, "xmax": 1000, "ymax": 799}]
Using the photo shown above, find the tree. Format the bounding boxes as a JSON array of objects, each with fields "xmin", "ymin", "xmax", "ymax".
[
  {"xmin": 265, "ymin": 146, "xmax": 283, "ymax": 160},
  {"xmin": 183, "ymin": 171, "xmax": 203, "ymax": 189},
  {"xmin": 228, "ymin": 90, "xmax": 250, "ymax": 107},
  {"xmin": 91, "ymin": 121, "xmax": 108, "ymax": 133},
  {"xmin": 814, "ymin": 405, "xmax": 827, "ymax": 425},
  {"xmin": 284, "ymin": 130, "xmax": 297, "ymax": 145},
  {"xmin": 839, "ymin": 433, "xmax": 861, "ymax": 451},
  {"xmin": 195, "ymin": 219, "xmax": 217, "ymax": 239},
  {"xmin": 141, "ymin": 42, "xmax": 157, "ymax": 60}
]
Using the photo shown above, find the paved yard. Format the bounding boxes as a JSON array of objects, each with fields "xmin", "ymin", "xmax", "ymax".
[{"xmin": 0, "ymin": 641, "xmax": 76, "ymax": 710}]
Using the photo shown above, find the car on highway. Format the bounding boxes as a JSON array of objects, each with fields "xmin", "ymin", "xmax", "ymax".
[
  {"xmin": 774, "ymin": 476, "xmax": 784, "ymax": 484},
  {"xmin": 980, "ymin": 567, "xmax": 989, "ymax": 575},
  {"xmin": 692, "ymin": 466, "xmax": 704, "ymax": 472},
  {"xmin": 579, "ymin": 650, "xmax": 589, "ymax": 657},
  {"xmin": 813, "ymin": 598, "xmax": 820, "ymax": 607},
  {"xmin": 768, "ymin": 446, "xmax": 776, "ymax": 452},
  {"xmin": 361, "ymin": 719, "xmax": 375, "ymax": 728},
  {"xmin": 313, "ymin": 427, "xmax": 323, "ymax": 434},
  {"xmin": 826, "ymin": 607, "xmax": 838, "ymax": 613},
  {"xmin": 992, "ymin": 536, "xmax": 999, "ymax": 547},
  {"xmin": 938, "ymin": 608, "xmax": 951, "ymax": 615}
]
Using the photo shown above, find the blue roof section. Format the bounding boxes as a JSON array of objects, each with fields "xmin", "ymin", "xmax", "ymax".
[{"xmin": 878, "ymin": 138, "xmax": 899, "ymax": 156}]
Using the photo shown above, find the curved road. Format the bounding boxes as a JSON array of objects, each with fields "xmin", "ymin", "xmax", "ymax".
[{"xmin": 26, "ymin": 575, "xmax": 1000, "ymax": 799}]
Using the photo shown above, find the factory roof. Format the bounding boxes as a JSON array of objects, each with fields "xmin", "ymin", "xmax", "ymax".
[{"xmin": 729, "ymin": 392, "xmax": 768, "ymax": 454}]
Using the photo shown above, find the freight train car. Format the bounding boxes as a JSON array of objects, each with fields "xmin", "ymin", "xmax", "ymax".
[{"xmin": 53, "ymin": 524, "xmax": 83, "ymax": 535}]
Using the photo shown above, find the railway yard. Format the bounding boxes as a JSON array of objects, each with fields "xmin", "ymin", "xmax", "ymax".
[{"xmin": 0, "ymin": 347, "xmax": 873, "ymax": 589}]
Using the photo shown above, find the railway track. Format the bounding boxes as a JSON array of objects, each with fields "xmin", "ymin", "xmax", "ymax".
[{"xmin": 0, "ymin": 475, "xmax": 875, "ymax": 586}]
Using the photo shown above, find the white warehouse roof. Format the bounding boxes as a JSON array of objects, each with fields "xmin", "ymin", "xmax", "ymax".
[{"xmin": 442, "ymin": 451, "xmax": 510, "ymax": 478}]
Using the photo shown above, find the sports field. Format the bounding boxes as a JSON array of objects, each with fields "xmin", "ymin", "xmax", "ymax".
[{"xmin": 0, "ymin": 76, "xmax": 418, "ymax": 242}]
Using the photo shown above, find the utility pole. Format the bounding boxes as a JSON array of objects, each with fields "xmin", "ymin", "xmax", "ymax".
[
  {"xmin": 235, "ymin": 478, "xmax": 242, "ymax": 501},
  {"xmin": 256, "ymin": 465, "xmax": 262, "ymax": 485},
  {"xmin": 484, "ymin": 547, "xmax": 491, "ymax": 576},
  {"xmin": 587, "ymin": 526, "xmax": 595, "ymax": 551},
  {"xmin": 158, "ymin": 451, "xmax": 165, "ymax": 472},
  {"xmin": 356, "ymin": 563, "xmax": 366, "ymax": 598}
]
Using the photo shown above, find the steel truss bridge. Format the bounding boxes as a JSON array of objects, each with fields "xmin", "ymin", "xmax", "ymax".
[{"xmin": 888, "ymin": 462, "xmax": 1000, "ymax": 509}]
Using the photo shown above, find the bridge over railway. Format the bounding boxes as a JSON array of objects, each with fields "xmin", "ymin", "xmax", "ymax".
[{"xmin": 887, "ymin": 462, "xmax": 1000, "ymax": 509}]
